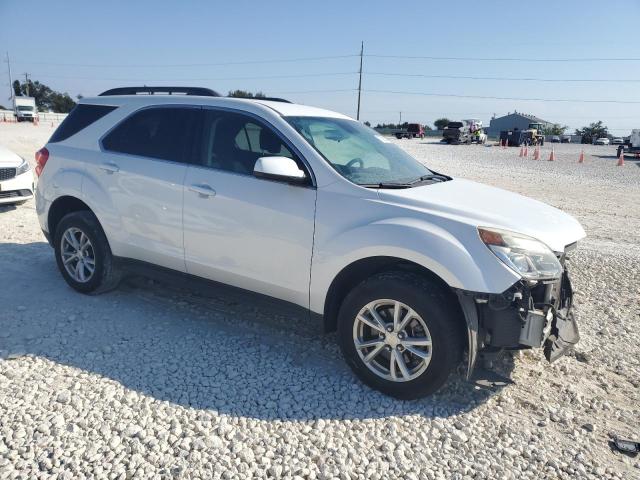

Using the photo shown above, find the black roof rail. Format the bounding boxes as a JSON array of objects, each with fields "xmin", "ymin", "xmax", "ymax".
[
  {"xmin": 99, "ymin": 86, "xmax": 220, "ymax": 97},
  {"xmin": 253, "ymin": 97, "xmax": 291, "ymax": 103}
]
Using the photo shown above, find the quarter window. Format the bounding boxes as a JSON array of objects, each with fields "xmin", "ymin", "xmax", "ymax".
[
  {"xmin": 198, "ymin": 110, "xmax": 296, "ymax": 175},
  {"xmin": 50, "ymin": 104, "xmax": 117, "ymax": 143},
  {"xmin": 102, "ymin": 107, "xmax": 199, "ymax": 163}
]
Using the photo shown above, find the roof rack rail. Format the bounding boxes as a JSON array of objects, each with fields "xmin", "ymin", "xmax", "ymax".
[
  {"xmin": 99, "ymin": 86, "xmax": 220, "ymax": 97},
  {"xmin": 254, "ymin": 97, "xmax": 291, "ymax": 103}
]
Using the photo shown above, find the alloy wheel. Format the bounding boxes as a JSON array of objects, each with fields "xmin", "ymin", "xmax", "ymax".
[
  {"xmin": 60, "ymin": 227, "xmax": 96, "ymax": 283},
  {"xmin": 353, "ymin": 299, "xmax": 433, "ymax": 382}
]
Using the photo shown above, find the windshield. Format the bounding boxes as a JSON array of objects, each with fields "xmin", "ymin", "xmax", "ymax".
[
  {"xmin": 286, "ymin": 116, "xmax": 432, "ymax": 186},
  {"xmin": 17, "ymin": 105, "xmax": 34, "ymax": 111}
]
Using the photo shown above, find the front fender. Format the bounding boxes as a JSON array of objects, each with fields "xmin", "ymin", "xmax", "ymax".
[{"xmin": 309, "ymin": 216, "xmax": 519, "ymax": 314}]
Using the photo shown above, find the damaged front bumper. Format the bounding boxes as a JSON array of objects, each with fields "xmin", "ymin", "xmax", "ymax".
[{"xmin": 457, "ymin": 267, "xmax": 580, "ymax": 379}]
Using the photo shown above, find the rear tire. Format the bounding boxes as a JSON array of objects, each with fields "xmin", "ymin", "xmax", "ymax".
[
  {"xmin": 54, "ymin": 211, "xmax": 121, "ymax": 294},
  {"xmin": 338, "ymin": 271, "xmax": 463, "ymax": 399}
]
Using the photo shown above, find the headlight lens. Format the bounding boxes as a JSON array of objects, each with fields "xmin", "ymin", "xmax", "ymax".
[
  {"xmin": 478, "ymin": 227, "xmax": 562, "ymax": 280},
  {"xmin": 16, "ymin": 158, "xmax": 31, "ymax": 176}
]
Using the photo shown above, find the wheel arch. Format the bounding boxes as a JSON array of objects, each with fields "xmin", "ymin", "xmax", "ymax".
[
  {"xmin": 322, "ymin": 256, "xmax": 466, "ymax": 337},
  {"xmin": 47, "ymin": 195, "xmax": 93, "ymax": 239}
]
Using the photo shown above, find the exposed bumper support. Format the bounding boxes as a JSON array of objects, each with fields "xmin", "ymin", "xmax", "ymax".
[{"xmin": 456, "ymin": 269, "xmax": 579, "ymax": 379}]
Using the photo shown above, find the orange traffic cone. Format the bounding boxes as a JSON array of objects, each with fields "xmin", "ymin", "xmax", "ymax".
[
  {"xmin": 548, "ymin": 148, "xmax": 556, "ymax": 161},
  {"xmin": 523, "ymin": 146, "xmax": 528, "ymax": 157},
  {"xmin": 617, "ymin": 149, "xmax": 624, "ymax": 166},
  {"xmin": 519, "ymin": 146, "xmax": 524, "ymax": 157},
  {"xmin": 533, "ymin": 147, "xmax": 540, "ymax": 160},
  {"xmin": 578, "ymin": 150, "xmax": 585, "ymax": 163}
]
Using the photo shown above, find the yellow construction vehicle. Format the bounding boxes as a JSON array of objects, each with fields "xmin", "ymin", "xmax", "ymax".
[{"xmin": 525, "ymin": 122, "xmax": 545, "ymax": 146}]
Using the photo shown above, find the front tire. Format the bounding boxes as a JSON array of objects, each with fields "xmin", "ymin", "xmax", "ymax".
[
  {"xmin": 54, "ymin": 211, "xmax": 121, "ymax": 294},
  {"xmin": 338, "ymin": 272, "xmax": 463, "ymax": 399}
]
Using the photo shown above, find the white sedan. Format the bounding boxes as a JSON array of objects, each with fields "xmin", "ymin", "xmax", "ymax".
[
  {"xmin": 0, "ymin": 145, "xmax": 34, "ymax": 205},
  {"xmin": 594, "ymin": 137, "xmax": 610, "ymax": 145}
]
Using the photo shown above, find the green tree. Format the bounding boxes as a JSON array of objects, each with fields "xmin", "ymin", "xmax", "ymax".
[
  {"xmin": 12, "ymin": 79, "xmax": 76, "ymax": 113},
  {"xmin": 434, "ymin": 118, "xmax": 450, "ymax": 130},
  {"xmin": 575, "ymin": 121, "xmax": 608, "ymax": 144},
  {"xmin": 363, "ymin": 121, "xmax": 371, "ymax": 127},
  {"xmin": 227, "ymin": 90, "xmax": 267, "ymax": 98},
  {"xmin": 542, "ymin": 124, "xmax": 569, "ymax": 135}
]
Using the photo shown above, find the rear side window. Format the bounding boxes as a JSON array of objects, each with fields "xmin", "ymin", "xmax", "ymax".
[
  {"xmin": 102, "ymin": 107, "xmax": 198, "ymax": 163},
  {"xmin": 49, "ymin": 104, "xmax": 117, "ymax": 143}
]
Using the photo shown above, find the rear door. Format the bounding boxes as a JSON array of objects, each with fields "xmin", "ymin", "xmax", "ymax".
[
  {"xmin": 182, "ymin": 108, "xmax": 317, "ymax": 307},
  {"xmin": 92, "ymin": 105, "xmax": 199, "ymax": 271}
]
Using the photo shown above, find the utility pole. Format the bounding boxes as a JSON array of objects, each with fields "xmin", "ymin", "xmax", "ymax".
[
  {"xmin": 24, "ymin": 72, "xmax": 30, "ymax": 96},
  {"xmin": 356, "ymin": 41, "xmax": 363, "ymax": 121},
  {"xmin": 399, "ymin": 111, "xmax": 402, "ymax": 126},
  {"xmin": 5, "ymin": 52, "xmax": 13, "ymax": 103}
]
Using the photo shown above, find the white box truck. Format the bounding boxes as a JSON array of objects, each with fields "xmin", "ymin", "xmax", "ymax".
[
  {"xmin": 13, "ymin": 96, "xmax": 38, "ymax": 122},
  {"xmin": 617, "ymin": 129, "xmax": 640, "ymax": 158}
]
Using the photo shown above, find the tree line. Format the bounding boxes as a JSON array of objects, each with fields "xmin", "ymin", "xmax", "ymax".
[{"xmin": 12, "ymin": 80, "xmax": 77, "ymax": 113}]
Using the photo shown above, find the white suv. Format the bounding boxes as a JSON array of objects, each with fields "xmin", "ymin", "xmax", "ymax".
[{"xmin": 35, "ymin": 87, "xmax": 585, "ymax": 398}]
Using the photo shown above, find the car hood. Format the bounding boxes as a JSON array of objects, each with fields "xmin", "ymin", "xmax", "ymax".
[
  {"xmin": 378, "ymin": 178, "xmax": 585, "ymax": 252},
  {"xmin": 0, "ymin": 145, "xmax": 23, "ymax": 167}
]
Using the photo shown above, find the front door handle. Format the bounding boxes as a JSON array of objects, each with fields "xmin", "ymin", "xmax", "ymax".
[
  {"xmin": 189, "ymin": 184, "xmax": 216, "ymax": 198},
  {"xmin": 99, "ymin": 162, "xmax": 120, "ymax": 174}
]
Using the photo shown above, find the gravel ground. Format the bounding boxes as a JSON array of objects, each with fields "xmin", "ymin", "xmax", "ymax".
[{"xmin": 0, "ymin": 123, "xmax": 639, "ymax": 479}]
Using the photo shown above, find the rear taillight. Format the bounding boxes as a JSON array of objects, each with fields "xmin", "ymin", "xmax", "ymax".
[{"xmin": 35, "ymin": 147, "xmax": 49, "ymax": 177}]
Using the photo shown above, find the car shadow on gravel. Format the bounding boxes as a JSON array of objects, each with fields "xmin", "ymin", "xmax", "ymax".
[
  {"xmin": 0, "ymin": 204, "xmax": 18, "ymax": 213},
  {"xmin": 0, "ymin": 241, "xmax": 515, "ymax": 421}
]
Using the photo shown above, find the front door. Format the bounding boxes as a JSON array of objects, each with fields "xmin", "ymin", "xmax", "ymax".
[{"xmin": 183, "ymin": 108, "xmax": 316, "ymax": 307}]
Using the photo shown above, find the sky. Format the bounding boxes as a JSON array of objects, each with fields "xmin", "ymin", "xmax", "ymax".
[{"xmin": 1, "ymin": 0, "xmax": 639, "ymax": 134}]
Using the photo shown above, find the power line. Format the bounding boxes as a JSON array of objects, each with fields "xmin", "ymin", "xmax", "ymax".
[
  {"xmin": 366, "ymin": 72, "xmax": 640, "ymax": 83},
  {"xmin": 365, "ymin": 54, "xmax": 640, "ymax": 62},
  {"xmin": 11, "ymin": 54, "xmax": 359, "ymax": 68},
  {"xmin": 365, "ymin": 89, "xmax": 640, "ymax": 104},
  {"xmin": 270, "ymin": 88, "xmax": 356, "ymax": 94},
  {"xmin": 29, "ymin": 72, "xmax": 358, "ymax": 82}
]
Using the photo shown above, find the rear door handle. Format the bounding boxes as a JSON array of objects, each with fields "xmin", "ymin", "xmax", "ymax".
[
  {"xmin": 99, "ymin": 162, "xmax": 120, "ymax": 174},
  {"xmin": 189, "ymin": 184, "xmax": 216, "ymax": 198}
]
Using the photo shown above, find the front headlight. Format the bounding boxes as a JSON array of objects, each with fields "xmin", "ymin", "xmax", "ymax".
[
  {"xmin": 478, "ymin": 227, "xmax": 562, "ymax": 280},
  {"xmin": 16, "ymin": 158, "xmax": 31, "ymax": 176}
]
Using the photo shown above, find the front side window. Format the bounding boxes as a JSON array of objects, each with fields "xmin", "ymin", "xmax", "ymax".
[
  {"xmin": 286, "ymin": 116, "xmax": 434, "ymax": 186},
  {"xmin": 102, "ymin": 107, "xmax": 198, "ymax": 163},
  {"xmin": 197, "ymin": 109, "xmax": 296, "ymax": 175}
]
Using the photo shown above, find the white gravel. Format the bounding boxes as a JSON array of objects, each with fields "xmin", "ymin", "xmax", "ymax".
[{"xmin": 0, "ymin": 123, "xmax": 638, "ymax": 479}]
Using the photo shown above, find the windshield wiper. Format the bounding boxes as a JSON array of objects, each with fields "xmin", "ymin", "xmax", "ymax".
[
  {"xmin": 360, "ymin": 182, "xmax": 412, "ymax": 189},
  {"xmin": 360, "ymin": 173, "xmax": 451, "ymax": 189},
  {"xmin": 408, "ymin": 174, "xmax": 450, "ymax": 185}
]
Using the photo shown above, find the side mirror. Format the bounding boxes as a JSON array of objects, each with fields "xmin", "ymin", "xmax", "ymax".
[{"xmin": 253, "ymin": 156, "xmax": 307, "ymax": 184}]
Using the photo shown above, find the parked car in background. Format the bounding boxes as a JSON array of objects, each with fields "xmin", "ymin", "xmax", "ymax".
[
  {"xmin": 594, "ymin": 138, "xmax": 610, "ymax": 145},
  {"xmin": 560, "ymin": 135, "xmax": 571, "ymax": 143},
  {"xmin": 551, "ymin": 136, "xmax": 561, "ymax": 143},
  {"xmin": 35, "ymin": 86, "xmax": 586, "ymax": 399},
  {"xmin": 611, "ymin": 138, "xmax": 624, "ymax": 145},
  {"xmin": 393, "ymin": 123, "xmax": 425, "ymax": 139},
  {"xmin": 0, "ymin": 145, "xmax": 34, "ymax": 205}
]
